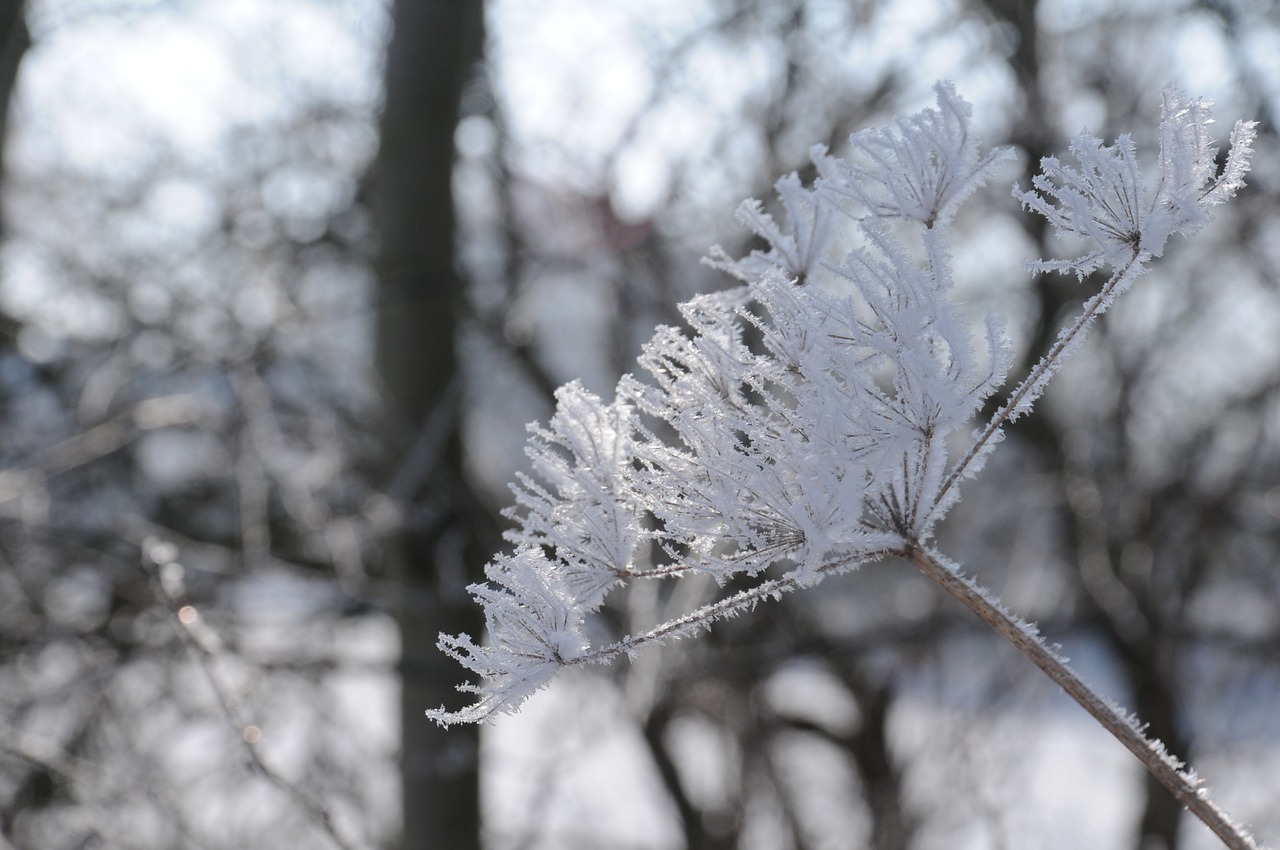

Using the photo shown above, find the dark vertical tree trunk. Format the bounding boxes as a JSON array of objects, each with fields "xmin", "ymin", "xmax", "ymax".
[
  {"xmin": 0, "ymin": 3, "xmax": 27, "ymax": 344},
  {"xmin": 0, "ymin": 0, "xmax": 28, "ymax": 241},
  {"xmin": 1130, "ymin": 646, "xmax": 1188, "ymax": 850},
  {"xmin": 372, "ymin": 2, "xmax": 486, "ymax": 848},
  {"xmin": 848, "ymin": 680, "xmax": 913, "ymax": 850}
]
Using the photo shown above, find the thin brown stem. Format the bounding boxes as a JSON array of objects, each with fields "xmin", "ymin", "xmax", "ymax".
[{"xmin": 906, "ymin": 542, "xmax": 1262, "ymax": 850}]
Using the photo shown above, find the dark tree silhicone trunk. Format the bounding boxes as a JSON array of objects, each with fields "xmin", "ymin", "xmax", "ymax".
[
  {"xmin": 0, "ymin": 0, "xmax": 27, "ymax": 241},
  {"xmin": 0, "ymin": 4, "xmax": 27, "ymax": 359},
  {"xmin": 371, "ymin": 2, "xmax": 486, "ymax": 848}
]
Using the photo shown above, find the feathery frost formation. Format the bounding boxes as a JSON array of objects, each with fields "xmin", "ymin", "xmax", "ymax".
[
  {"xmin": 1016, "ymin": 87, "xmax": 1254, "ymax": 278},
  {"xmin": 428, "ymin": 82, "xmax": 1255, "ymax": 725}
]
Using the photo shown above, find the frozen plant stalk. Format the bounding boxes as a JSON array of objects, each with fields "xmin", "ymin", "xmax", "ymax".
[{"xmin": 428, "ymin": 83, "xmax": 1261, "ymax": 848}]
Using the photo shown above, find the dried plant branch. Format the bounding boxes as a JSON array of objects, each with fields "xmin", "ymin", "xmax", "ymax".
[
  {"xmin": 933, "ymin": 248, "xmax": 1145, "ymax": 514},
  {"xmin": 423, "ymin": 81, "xmax": 1263, "ymax": 847},
  {"xmin": 905, "ymin": 543, "xmax": 1260, "ymax": 850}
]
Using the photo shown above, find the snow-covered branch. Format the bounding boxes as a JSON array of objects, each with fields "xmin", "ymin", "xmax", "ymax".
[
  {"xmin": 431, "ymin": 82, "xmax": 1018, "ymax": 725},
  {"xmin": 426, "ymin": 91, "xmax": 1258, "ymax": 850},
  {"xmin": 934, "ymin": 87, "xmax": 1258, "ymax": 510}
]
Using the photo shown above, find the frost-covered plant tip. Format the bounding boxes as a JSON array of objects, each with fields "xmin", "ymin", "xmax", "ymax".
[{"xmin": 430, "ymin": 83, "xmax": 1261, "ymax": 846}]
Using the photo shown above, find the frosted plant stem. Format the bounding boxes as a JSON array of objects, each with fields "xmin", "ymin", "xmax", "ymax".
[
  {"xmin": 906, "ymin": 542, "xmax": 1262, "ymax": 850},
  {"xmin": 571, "ymin": 574, "xmax": 806, "ymax": 667},
  {"xmin": 935, "ymin": 252, "xmax": 1143, "ymax": 512}
]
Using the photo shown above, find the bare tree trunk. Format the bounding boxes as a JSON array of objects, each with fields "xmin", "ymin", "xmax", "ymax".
[
  {"xmin": 0, "ymin": 0, "xmax": 28, "ymax": 240},
  {"xmin": 372, "ymin": 2, "xmax": 486, "ymax": 848}
]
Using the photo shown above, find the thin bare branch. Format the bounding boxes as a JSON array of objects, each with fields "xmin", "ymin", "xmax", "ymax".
[{"xmin": 905, "ymin": 542, "xmax": 1263, "ymax": 850}]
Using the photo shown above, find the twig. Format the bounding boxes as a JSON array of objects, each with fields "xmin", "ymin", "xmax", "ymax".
[
  {"xmin": 934, "ymin": 251, "xmax": 1144, "ymax": 514},
  {"xmin": 143, "ymin": 540, "xmax": 364, "ymax": 850},
  {"xmin": 905, "ymin": 541, "xmax": 1263, "ymax": 850},
  {"xmin": 0, "ymin": 718, "xmax": 80, "ymax": 786}
]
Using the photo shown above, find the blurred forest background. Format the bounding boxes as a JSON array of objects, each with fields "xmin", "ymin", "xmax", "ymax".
[{"xmin": 1, "ymin": 1, "xmax": 1278, "ymax": 849}]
